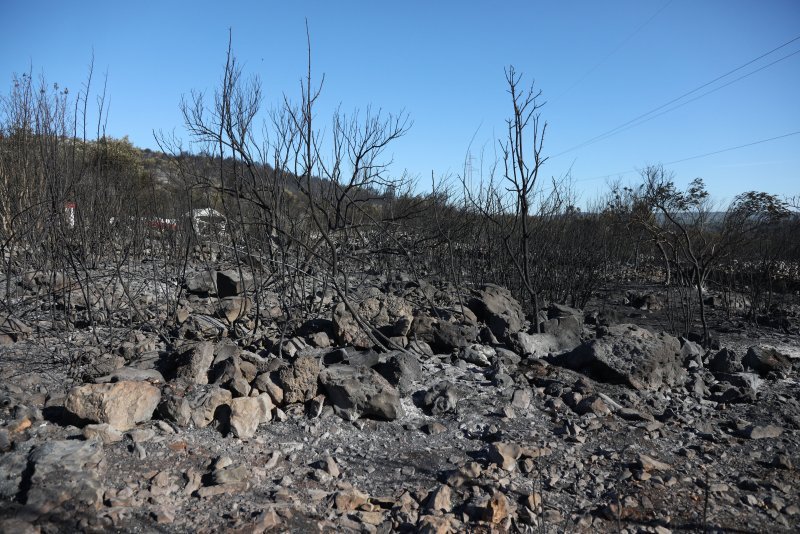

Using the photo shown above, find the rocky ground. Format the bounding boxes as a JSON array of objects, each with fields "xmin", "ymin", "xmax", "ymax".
[{"xmin": 1, "ymin": 268, "xmax": 799, "ymax": 533}]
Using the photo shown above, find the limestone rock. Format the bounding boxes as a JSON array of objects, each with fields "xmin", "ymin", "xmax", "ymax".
[
  {"xmin": 333, "ymin": 289, "xmax": 413, "ymax": 349},
  {"xmin": 552, "ymin": 324, "xmax": 685, "ymax": 391},
  {"xmin": 275, "ymin": 355, "xmax": 320, "ymax": 404},
  {"xmin": 65, "ymin": 381, "xmax": 161, "ymax": 431},
  {"xmin": 319, "ymin": 364, "xmax": 403, "ymax": 420},
  {"xmin": 467, "ymin": 284, "xmax": 524, "ymax": 340},
  {"xmin": 175, "ymin": 342, "xmax": 215, "ymax": 385}
]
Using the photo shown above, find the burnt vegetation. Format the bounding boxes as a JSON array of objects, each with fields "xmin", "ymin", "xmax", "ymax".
[{"xmin": 1, "ymin": 37, "xmax": 799, "ymax": 533}]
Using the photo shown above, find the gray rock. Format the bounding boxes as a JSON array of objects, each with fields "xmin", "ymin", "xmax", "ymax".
[
  {"xmin": 423, "ymin": 381, "xmax": 459, "ymax": 415},
  {"xmin": 65, "ymin": 381, "xmax": 161, "ymax": 431},
  {"xmin": 709, "ymin": 348, "xmax": 743, "ymax": 375},
  {"xmin": 319, "ymin": 365, "xmax": 403, "ymax": 420},
  {"xmin": 185, "ymin": 385, "xmax": 233, "ymax": 428},
  {"xmin": 332, "ymin": 289, "xmax": 413, "ymax": 349},
  {"xmin": 373, "ymin": 351, "xmax": 423, "ymax": 395},
  {"xmin": 216, "ymin": 269, "xmax": 254, "ymax": 298},
  {"xmin": 467, "ymin": 284, "xmax": 524, "ymax": 340},
  {"xmin": 743, "ymin": 345, "xmax": 792, "ymax": 377},
  {"xmin": 551, "ymin": 324, "xmax": 684, "ymax": 391},
  {"xmin": 275, "ymin": 355, "xmax": 320, "ymax": 404},
  {"xmin": 175, "ymin": 342, "xmax": 215, "ymax": 385},
  {"xmin": 25, "ymin": 440, "xmax": 105, "ymax": 515},
  {"xmin": 186, "ymin": 270, "xmax": 217, "ymax": 295}
]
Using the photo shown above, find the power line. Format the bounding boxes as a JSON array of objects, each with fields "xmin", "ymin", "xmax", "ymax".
[
  {"xmin": 577, "ymin": 48, "xmax": 800, "ymax": 145},
  {"xmin": 551, "ymin": 0, "xmax": 673, "ymax": 105},
  {"xmin": 575, "ymin": 129, "xmax": 800, "ymax": 183},
  {"xmin": 552, "ymin": 33, "xmax": 800, "ymax": 158}
]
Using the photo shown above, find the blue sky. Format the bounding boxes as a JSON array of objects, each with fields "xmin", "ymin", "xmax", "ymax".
[{"xmin": 1, "ymin": 0, "xmax": 798, "ymax": 205}]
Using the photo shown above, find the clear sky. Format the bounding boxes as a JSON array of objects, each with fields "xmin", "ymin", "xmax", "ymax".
[{"xmin": 2, "ymin": 0, "xmax": 798, "ymax": 205}]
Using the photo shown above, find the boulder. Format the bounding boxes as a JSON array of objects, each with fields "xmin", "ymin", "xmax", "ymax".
[
  {"xmin": 184, "ymin": 385, "xmax": 232, "ymax": 428},
  {"xmin": 551, "ymin": 324, "xmax": 684, "ymax": 391},
  {"xmin": 333, "ymin": 289, "xmax": 413, "ymax": 349},
  {"xmin": 708, "ymin": 348, "xmax": 743, "ymax": 375},
  {"xmin": 467, "ymin": 284, "xmax": 524, "ymax": 340},
  {"xmin": 65, "ymin": 381, "xmax": 161, "ymax": 431},
  {"xmin": 24, "ymin": 440, "xmax": 106, "ymax": 515},
  {"xmin": 185, "ymin": 270, "xmax": 217, "ymax": 295},
  {"xmin": 319, "ymin": 365, "xmax": 403, "ymax": 420},
  {"xmin": 373, "ymin": 351, "xmax": 422, "ymax": 395},
  {"xmin": 539, "ymin": 303, "xmax": 584, "ymax": 349},
  {"xmin": 216, "ymin": 269, "xmax": 254, "ymax": 298},
  {"xmin": 742, "ymin": 345, "xmax": 792, "ymax": 377},
  {"xmin": 174, "ymin": 342, "xmax": 215, "ymax": 385},
  {"xmin": 217, "ymin": 296, "xmax": 252, "ymax": 322},
  {"xmin": 229, "ymin": 397, "xmax": 263, "ymax": 439},
  {"xmin": 274, "ymin": 355, "xmax": 320, "ymax": 404}
]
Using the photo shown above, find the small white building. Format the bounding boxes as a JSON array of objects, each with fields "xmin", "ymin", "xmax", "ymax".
[{"xmin": 183, "ymin": 208, "xmax": 226, "ymax": 234}]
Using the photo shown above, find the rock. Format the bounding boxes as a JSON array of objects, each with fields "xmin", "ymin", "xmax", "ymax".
[
  {"xmin": 82, "ymin": 423, "xmax": 123, "ymax": 443},
  {"xmin": 319, "ymin": 365, "xmax": 403, "ymax": 420},
  {"xmin": 488, "ymin": 442, "xmax": 522, "ymax": 471},
  {"xmin": 467, "ymin": 284, "xmax": 524, "ymax": 340},
  {"xmin": 741, "ymin": 424, "xmax": 783, "ymax": 440},
  {"xmin": 186, "ymin": 270, "xmax": 217, "ymax": 295},
  {"xmin": 24, "ymin": 440, "xmax": 105, "ymax": 515},
  {"xmin": 216, "ymin": 269, "xmax": 254, "ymax": 298},
  {"xmin": 743, "ymin": 345, "xmax": 792, "ymax": 377},
  {"xmin": 423, "ymin": 381, "xmax": 459, "ymax": 415},
  {"xmin": 637, "ymin": 454, "xmax": 671, "ymax": 472},
  {"xmin": 334, "ymin": 488, "xmax": 370, "ymax": 510},
  {"xmin": 65, "ymin": 381, "xmax": 161, "ymax": 431},
  {"xmin": 425, "ymin": 484, "xmax": 453, "ymax": 512},
  {"xmin": 332, "ymin": 289, "xmax": 413, "ymax": 349},
  {"xmin": 708, "ymin": 348, "xmax": 743, "ymax": 375},
  {"xmin": 459, "ymin": 343, "xmax": 495, "ymax": 367},
  {"xmin": 0, "ymin": 314, "xmax": 33, "ymax": 344},
  {"xmin": 483, "ymin": 490, "xmax": 510, "ymax": 524},
  {"xmin": 515, "ymin": 332, "xmax": 561, "ymax": 357},
  {"xmin": 185, "ymin": 385, "xmax": 233, "ymax": 428},
  {"xmin": 229, "ymin": 397, "xmax": 263, "ymax": 439},
  {"xmin": 373, "ymin": 351, "xmax": 422, "ymax": 394},
  {"xmin": 253, "ymin": 372, "xmax": 284, "ymax": 405},
  {"xmin": 552, "ymin": 324, "xmax": 685, "ymax": 391},
  {"xmin": 217, "ymin": 296, "xmax": 252, "ymax": 322},
  {"xmin": 175, "ymin": 342, "xmax": 215, "ymax": 385},
  {"xmin": 275, "ymin": 355, "xmax": 320, "ymax": 404}
]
